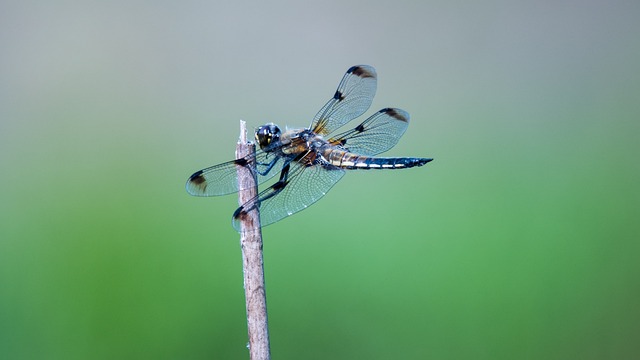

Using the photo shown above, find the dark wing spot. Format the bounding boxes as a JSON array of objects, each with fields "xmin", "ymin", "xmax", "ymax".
[
  {"xmin": 348, "ymin": 65, "xmax": 376, "ymax": 78},
  {"xmin": 234, "ymin": 158, "xmax": 248, "ymax": 166},
  {"xmin": 233, "ymin": 206, "xmax": 246, "ymax": 220},
  {"xmin": 333, "ymin": 90, "xmax": 345, "ymax": 101},
  {"xmin": 382, "ymin": 108, "xmax": 409, "ymax": 122},
  {"xmin": 188, "ymin": 171, "xmax": 207, "ymax": 192},
  {"xmin": 355, "ymin": 123, "xmax": 365, "ymax": 133},
  {"xmin": 189, "ymin": 171, "xmax": 206, "ymax": 185}
]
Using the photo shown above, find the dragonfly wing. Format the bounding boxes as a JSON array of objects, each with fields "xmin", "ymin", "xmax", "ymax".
[
  {"xmin": 328, "ymin": 108, "xmax": 410, "ymax": 156},
  {"xmin": 186, "ymin": 150, "xmax": 283, "ymax": 196},
  {"xmin": 232, "ymin": 157, "xmax": 345, "ymax": 231},
  {"xmin": 310, "ymin": 65, "xmax": 377, "ymax": 136}
]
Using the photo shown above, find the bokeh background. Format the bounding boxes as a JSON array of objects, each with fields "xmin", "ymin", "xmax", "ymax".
[{"xmin": 1, "ymin": 1, "xmax": 639, "ymax": 359}]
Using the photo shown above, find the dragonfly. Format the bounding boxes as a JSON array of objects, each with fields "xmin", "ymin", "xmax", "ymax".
[{"xmin": 186, "ymin": 65, "xmax": 433, "ymax": 231}]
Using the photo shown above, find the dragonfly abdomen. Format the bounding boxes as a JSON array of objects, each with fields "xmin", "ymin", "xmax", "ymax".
[{"xmin": 325, "ymin": 149, "xmax": 432, "ymax": 170}]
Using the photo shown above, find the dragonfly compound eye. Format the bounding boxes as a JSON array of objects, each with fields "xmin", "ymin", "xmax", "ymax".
[{"xmin": 255, "ymin": 124, "xmax": 281, "ymax": 149}]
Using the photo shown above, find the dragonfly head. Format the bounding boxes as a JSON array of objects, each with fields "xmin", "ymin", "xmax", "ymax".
[{"xmin": 255, "ymin": 123, "xmax": 281, "ymax": 150}]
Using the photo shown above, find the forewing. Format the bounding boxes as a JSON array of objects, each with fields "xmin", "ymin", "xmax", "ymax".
[
  {"xmin": 185, "ymin": 150, "xmax": 283, "ymax": 196},
  {"xmin": 328, "ymin": 108, "xmax": 410, "ymax": 156},
  {"xmin": 232, "ymin": 160, "xmax": 345, "ymax": 231},
  {"xmin": 310, "ymin": 65, "xmax": 377, "ymax": 136}
]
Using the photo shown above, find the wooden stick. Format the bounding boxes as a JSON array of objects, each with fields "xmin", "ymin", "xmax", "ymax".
[{"xmin": 235, "ymin": 120, "xmax": 271, "ymax": 360}]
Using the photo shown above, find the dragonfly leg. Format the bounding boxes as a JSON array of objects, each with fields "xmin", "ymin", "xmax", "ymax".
[
  {"xmin": 256, "ymin": 156, "xmax": 280, "ymax": 176},
  {"xmin": 259, "ymin": 163, "xmax": 291, "ymax": 202},
  {"xmin": 233, "ymin": 163, "xmax": 291, "ymax": 219}
]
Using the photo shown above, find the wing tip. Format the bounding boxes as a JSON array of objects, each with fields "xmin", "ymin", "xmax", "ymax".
[
  {"xmin": 380, "ymin": 108, "xmax": 410, "ymax": 122},
  {"xmin": 348, "ymin": 65, "xmax": 377, "ymax": 79},
  {"xmin": 186, "ymin": 170, "xmax": 207, "ymax": 195}
]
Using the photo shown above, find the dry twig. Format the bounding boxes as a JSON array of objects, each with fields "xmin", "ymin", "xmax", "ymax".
[{"xmin": 235, "ymin": 120, "xmax": 271, "ymax": 360}]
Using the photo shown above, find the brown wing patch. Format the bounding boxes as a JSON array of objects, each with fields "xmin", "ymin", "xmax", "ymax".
[
  {"xmin": 313, "ymin": 118, "xmax": 329, "ymax": 135},
  {"xmin": 349, "ymin": 65, "xmax": 376, "ymax": 79},
  {"xmin": 187, "ymin": 171, "xmax": 207, "ymax": 193},
  {"xmin": 381, "ymin": 108, "xmax": 409, "ymax": 122}
]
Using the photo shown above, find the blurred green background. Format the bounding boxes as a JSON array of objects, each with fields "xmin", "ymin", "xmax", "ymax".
[{"xmin": 1, "ymin": 1, "xmax": 639, "ymax": 359}]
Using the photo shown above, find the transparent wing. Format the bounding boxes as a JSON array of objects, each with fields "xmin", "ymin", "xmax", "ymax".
[
  {"xmin": 310, "ymin": 65, "xmax": 377, "ymax": 136},
  {"xmin": 327, "ymin": 108, "xmax": 410, "ymax": 156},
  {"xmin": 232, "ymin": 158, "xmax": 345, "ymax": 231},
  {"xmin": 185, "ymin": 150, "xmax": 286, "ymax": 196}
]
